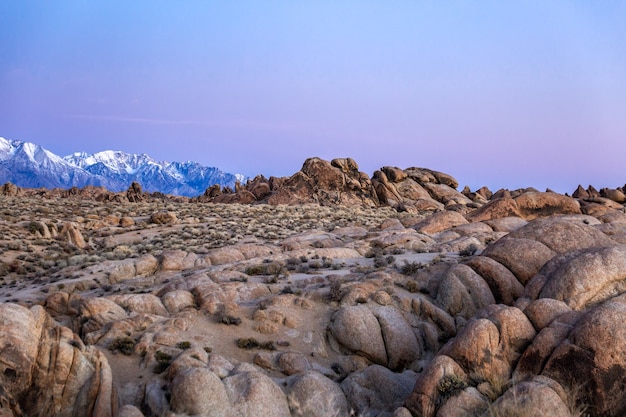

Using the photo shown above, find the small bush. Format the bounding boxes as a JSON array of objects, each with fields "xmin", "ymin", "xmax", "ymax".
[
  {"xmin": 109, "ymin": 337, "xmax": 137, "ymax": 355},
  {"xmin": 329, "ymin": 282, "xmax": 343, "ymax": 302},
  {"xmin": 437, "ymin": 374, "xmax": 467, "ymax": 401},
  {"xmin": 216, "ymin": 312, "xmax": 242, "ymax": 326},
  {"xmin": 177, "ymin": 341, "xmax": 191, "ymax": 349},
  {"xmin": 400, "ymin": 260, "xmax": 422, "ymax": 276},
  {"xmin": 153, "ymin": 350, "xmax": 172, "ymax": 373},
  {"xmin": 405, "ymin": 280, "xmax": 420, "ymax": 293},
  {"xmin": 236, "ymin": 338, "xmax": 276, "ymax": 350}
]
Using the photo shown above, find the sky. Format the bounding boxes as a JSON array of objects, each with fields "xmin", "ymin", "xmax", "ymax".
[{"xmin": 1, "ymin": 1, "xmax": 625, "ymax": 193}]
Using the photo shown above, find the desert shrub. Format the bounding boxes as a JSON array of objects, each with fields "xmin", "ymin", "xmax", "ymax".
[
  {"xmin": 245, "ymin": 262, "xmax": 283, "ymax": 276},
  {"xmin": 437, "ymin": 374, "xmax": 467, "ymax": 402},
  {"xmin": 329, "ymin": 282, "xmax": 343, "ymax": 302},
  {"xmin": 153, "ymin": 350, "xmax": 172, "ymax": 373},
  {"xmin": 109, "ymin": 336, "xmax": 136, "ymax": 355},
  {"xmin": 177, "ymin": 341, "xmax": 191, "ymax": 350},
  {"xmin": 285, "ymin": 257, "xmax": 300, "ymax": 270},
  {"xmin": 236, "ymin": 338, "xmax": 276, "ymax": 351},
  {"xmin": 404, "ymin": 280, "xmax": 420, "ymax": 293},
  {"xmin": 373, "ymin": 255, "xmax": 388, "ymax": 268},
  {"xmin": 309, "ymin": 260, "xmax": 323, "ymax": 269},
  {"xmin": 400, "ymin": 260, "xmax": 423, "ymax": 276},
  {"xmin": 216, "ymin": 311, "xmax": 242, "ymax": 326}
]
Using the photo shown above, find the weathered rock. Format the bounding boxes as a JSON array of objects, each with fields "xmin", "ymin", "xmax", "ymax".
[
  {"xmin": 483, "ymin": 237, "xmax": 556, "ymax": 284},
  {"xmin": 488, "ymin": 376, "xmax": 573, "ymax": 417},
  {"xmin": 440, "ymin": 305, "xmax": 536, "ymax": 387},
  {"xmin": 404, "ymin": 355, "xmax": 469, "ymax": 417},
  {"xmin": 412, "ymin": 211, "xmax": 469, "ymax": 235},
  {"xmin": 223, "ymin": 371, "xmax": 291, "ymax": 417},
  {"xmin": 79, "ymin": 297, "xmax": 128, "ymax": 335},
  {"xmin": 542, "ymin": 293, "xmax": 626, "ymax": 416},
  {"xmin": 159, "ymin": 250, "xmax": 198, "ymax": 271},
  {"xmin": 381, "ymin": 166, "xmax": 408, "ymax": 183},
  {"xmin": 149, "ymin": 211, "xmax": 177, "ymax": 224},
  {"xmin": 483, "ymin": 216, "xmax": 528, "ymax": 232},
  {"xmin": 341, "ymin": 365, "xmax": 417, "ymax": 417},
  {"xmin": 435, "ymin": 387, "xmax": 489, "ymax": 417},
  {"xmin": 169, "ymin": 367, "xmax": 229, "ymax": 416},
  {"xmin": 126, "ymin": 182, "xmax": 144, "ymax": 202},
  {"xmin": 412, "ymin": 295, "xmax": 457, "ymax": 342},
  {"xmin": 535, "ymin": 245, "xmax": 626, "ymax": 310},
  {"xmin": 58, "ymin": 222, "xmax": 88, "ymax": 249},
  {"xmin": 523, "ymin": 298, "xmax": 572, "ymax": 330},
  {"xmin": 422, "ymin": 182, "xmax": 472, "ymax": 206},
  {"xmin": 513, "ymin": 314, "xmax": 578, "ymax": 380},
  {"xmin": 116, "ymin": 405, "xmax": 144, "ymax": 417},
  {"xmin": 276, "ymin": 351, "xmax": 311, "ymax": 376},
  {"xmin": 468, "ymin": 192, "xmax": 581, "ymax": 222},
  {"xmin": 161, "ymin": 290, "xmax": 196, "ymax": 314},
  {"xmin": 1, "ymin": 182, "xmax": 19, "ymax": 196},
  {"xmin": 373, "ymin": 306, "xmax": 422, "ymax": 370},
  {"xmin": 600, "ymin": 187, "xmax": 626, "ymax": 203},
  {"xmin": 329, "ymin": 306, "xmax": 387, "ymax": 365},
  {"xmin": 109, "ymin": 294, "xmax": 169, "ymax": 316},
  {"xmin": 464, "ymin": 256, "xmax": 524, "ymax": 305},
  {"xmin": 119, "ymin": 216, "xmax": 135, "ymax": 227},
  {"xmin": 285, "ymin": 371, "xmax": 351, "ymax": 417},
  {"xmin": 0, "ymin": 304, "xmax": 116, "ymax": 417},
  {"xmin": 434, "ymin": 264, "xmax": 496, "ymax": 319}
]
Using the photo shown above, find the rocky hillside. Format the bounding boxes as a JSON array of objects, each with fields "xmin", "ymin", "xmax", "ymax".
[{"xmin": 0, "ymin": 157, "xmax": 625, "ymax": 416}]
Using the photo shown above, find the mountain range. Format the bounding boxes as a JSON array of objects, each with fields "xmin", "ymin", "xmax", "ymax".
[{"xmin": 0, "ymin": 137, "xmax": 244, "ymax": 197}]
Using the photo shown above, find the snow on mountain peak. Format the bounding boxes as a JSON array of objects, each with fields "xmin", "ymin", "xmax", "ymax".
[{"xmin": 1, "ymin": 137, "xmax": 243, "ymax": 196}]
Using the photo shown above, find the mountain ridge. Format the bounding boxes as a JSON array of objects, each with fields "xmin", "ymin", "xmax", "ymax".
[{"xmin": 0, "ymin": 137, "xmax": 244, "ymax": 197}]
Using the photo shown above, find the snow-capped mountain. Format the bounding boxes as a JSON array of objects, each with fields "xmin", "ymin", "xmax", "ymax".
[{"xmin": 0, "ymin": 137, "xmax": 243, "ymax": 196}]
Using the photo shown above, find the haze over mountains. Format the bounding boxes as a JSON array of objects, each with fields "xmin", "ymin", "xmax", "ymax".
[{"xmin": 0, "ymin": 137, "xmax": 244, "ymax": 197}]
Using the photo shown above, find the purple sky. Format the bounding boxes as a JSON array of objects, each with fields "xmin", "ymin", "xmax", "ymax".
[{"xmin": 1, "ymin": 1, "xmax": 625, "ymax": 193}]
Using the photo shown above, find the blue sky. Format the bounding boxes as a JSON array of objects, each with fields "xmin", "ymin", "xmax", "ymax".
[{"xmin": 1, "ymin": 1, "xmax": 625, "ymax": 192}]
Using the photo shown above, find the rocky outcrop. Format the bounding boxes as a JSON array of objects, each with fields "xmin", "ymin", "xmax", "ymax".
[
  {"xmin": 195, "ymin": 157, "xmax": 471, "ymax": 211},
  {"xmin": 126, "ymin": 181, "xmax": 144, "ymax": 202},
  {"xmin": 466, "ymin": 192, "xmax": 582, "ymax": 222},
  {"xmin": 0, "ymin": 304, "xmax": 117, "ymax": 417},
  {"xmin": 406, "ymin": 214, "xmax": 626, "ymax": 416},
  {"xmin": 1, "ymin": 182, "xmax": 20, "ymax": 196}
]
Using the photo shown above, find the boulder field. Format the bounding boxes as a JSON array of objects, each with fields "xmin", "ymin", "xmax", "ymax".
[{"xmin": 0, "ymin": 157, "xmax": 625, "ymax": 416}]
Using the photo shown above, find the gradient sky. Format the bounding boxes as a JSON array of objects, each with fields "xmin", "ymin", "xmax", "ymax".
[{"xmin": 1, "ymin": 1, "xmax": 625, "ymax": 193}]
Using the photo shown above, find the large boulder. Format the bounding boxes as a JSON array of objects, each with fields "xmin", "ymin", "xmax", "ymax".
[
  {"xmin": 464, "ymin": 256, "xmax": 524, "ymax": 305},
  {"xmin": 329, "ymin": 306, "xmax": 387, "ymax": 365},
  {"xmin": 482, "ymin": 217, "xmax": 616, "ymax": 284},
  {"xmin": 467, "ymin": 192, "xmax": 581, "ymax": 222},
  {"xmin": 169, "ymin": 367, "xmax": 230, "ymax": 417},
  {"xmin": 542, "ymin": 293, "xmax": 626, "ymax": 416},
  {"xmin": 533, "ymin": 245, "xmax": 626, "ymax": 310},
  {"xmin": 433, "ymin": 264, "xmax": 496, "ymax": 319},
  {"xmin": 0, "ymin": 304, "xmax": 116, "ymax": 417},
  {"xmin": 341, "ymin": 365, "xmax": 417, "ymax": 417},
  {"xmin": 285, "ymin": 371, "xmax": 351, "ymax": 417},
  {"xmin": 487, "ymin": 376, "xmax": 574, "ymax": 417},
  {"xmin": 223, "ymin": 371, "xmax": 291, "ymax": 417},
  {"xmin": 373, "ymin": 306, "xmax": 422, "ymax": 370},
  {"xmin": 440, "ymin": 305, "xmax": 536, "ymax": 386},
  {"xmin": 404, "ymin": 355, "xmax": 469, "ymax": 417},
  {"xmin": 412, "ymin": 211, "xmax": 469, "ymax": 235}
]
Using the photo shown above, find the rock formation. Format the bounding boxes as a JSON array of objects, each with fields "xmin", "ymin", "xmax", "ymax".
[{"xmin": 1, "ymin": 157, "xmax": 625, "ymax": 416}]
